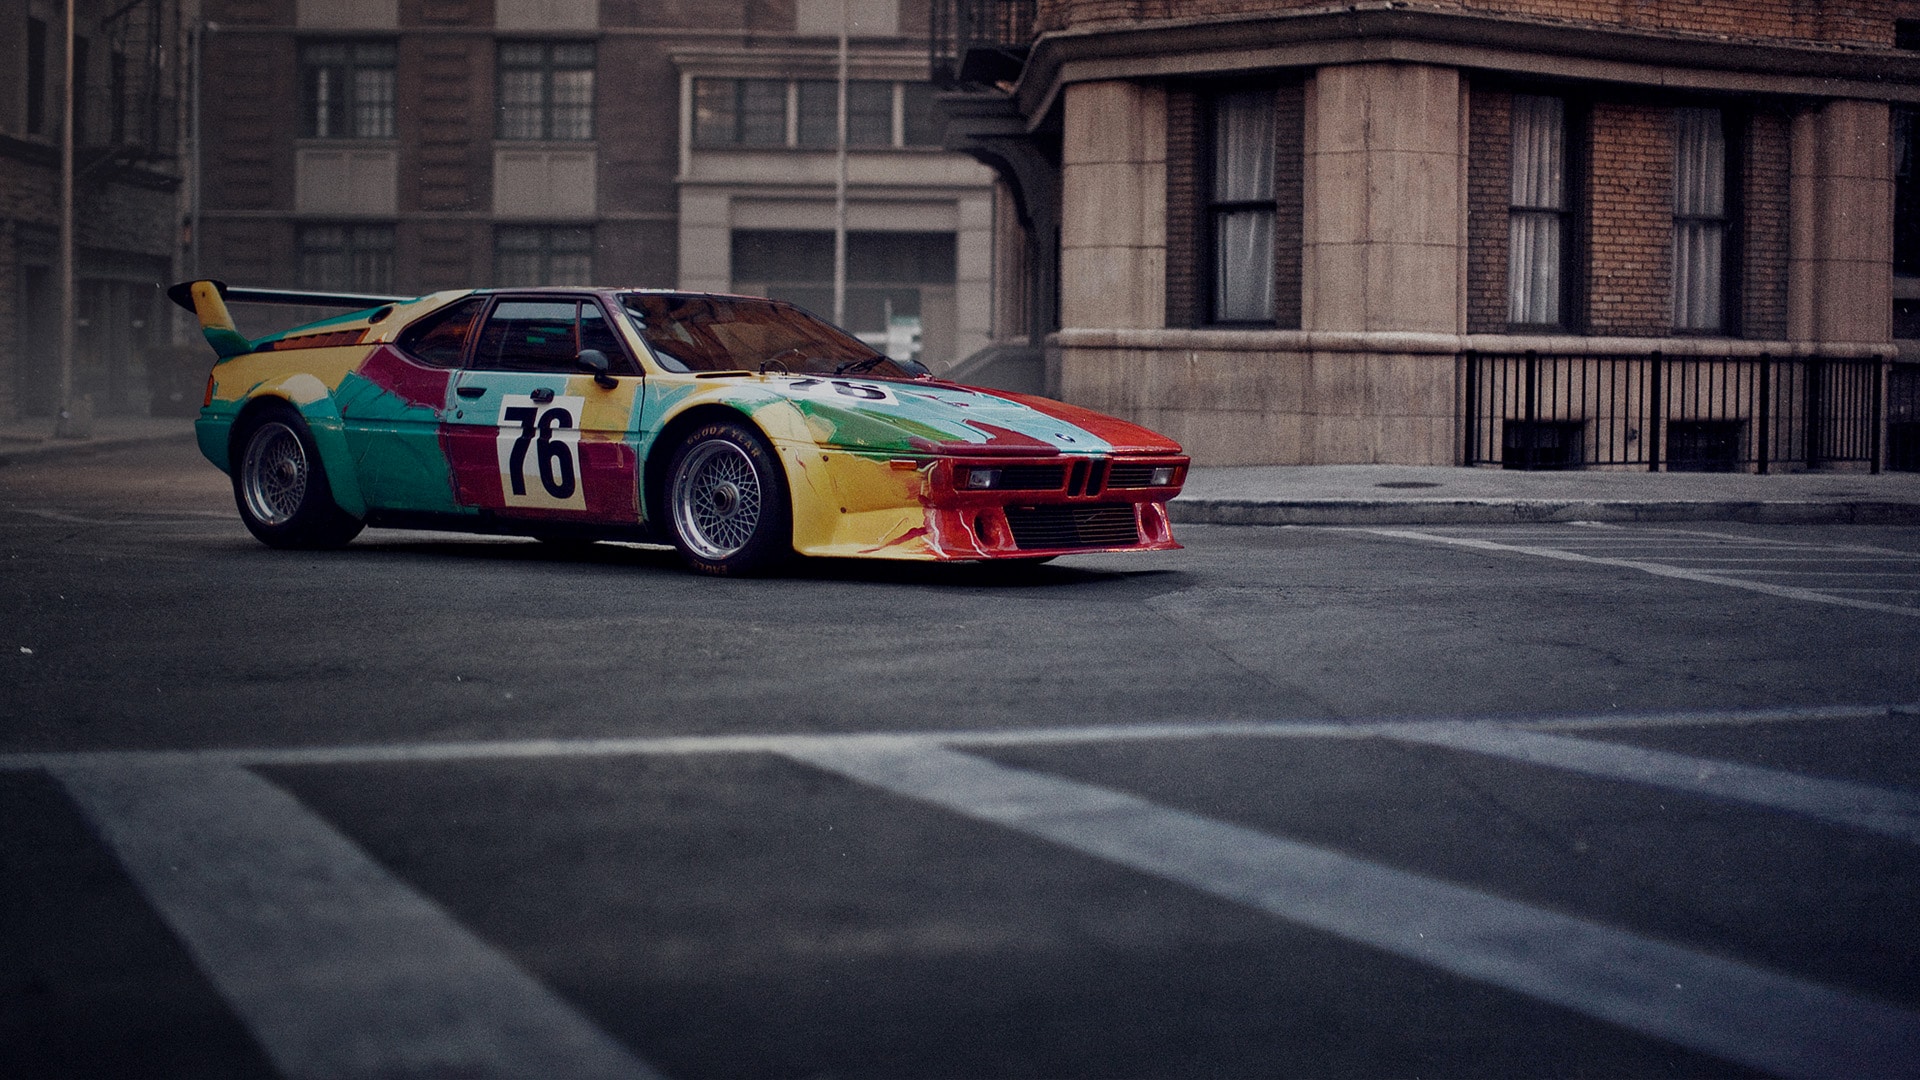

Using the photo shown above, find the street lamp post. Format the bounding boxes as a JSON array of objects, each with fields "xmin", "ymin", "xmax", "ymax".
[
  {"xmin": 54, "ymin": 0, "xmax": 85, "ymax": 438},
  {"xmin": 833, "ymin": 0, "xmax": 848, "ymax": 328}
]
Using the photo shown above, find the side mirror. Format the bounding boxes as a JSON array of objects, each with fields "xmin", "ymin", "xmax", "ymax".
[{"xmin": 577, "ymin": 349, "xmax": 618, "ymax": 389}]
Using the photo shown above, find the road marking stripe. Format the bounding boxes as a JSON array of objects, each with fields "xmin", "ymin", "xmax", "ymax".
[
  {"xmin": 53, "ymin": 762, "xmax": 661, "ymax": 1080},
  {"xmin": 1350, "ymin": 527, "xmax": 1920, "ymax": 616},
  {"xmin": 1380, "ymin": 725, "xmax": 1920, "ymax": 845},
  {"xmin": 5, "ymin": 704, "xmax": 1914, "ymax": 773},
  {"xmin": 777, "ymin": 741, "xmax": 1920, "ymax": 1080},
  {"xmin": 1512, "ymin": 523, "xmax": 1920, "ymax": 559}
]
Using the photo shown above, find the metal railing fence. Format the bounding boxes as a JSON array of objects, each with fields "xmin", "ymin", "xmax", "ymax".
[
  {"xmin": 929, "ymin": 0, "xmax": 1038, "ymax": 86},
  {"xmin": 1464, "ymin": 350, "xmax": 1885, "ymax": 472}
]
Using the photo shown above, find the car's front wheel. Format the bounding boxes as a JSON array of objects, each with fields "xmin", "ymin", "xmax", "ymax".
[
  {"xmin": 666, "ymin": 419, "xmax": 791, "ymax": 576},
  {"xmin": 231, "ymin": 405, "xmax": 364, "ymax": 549}
]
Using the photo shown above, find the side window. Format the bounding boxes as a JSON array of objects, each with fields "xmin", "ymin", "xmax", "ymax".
[
  {"xmin": 396, "ymin": 297, "xmax": 488, "ymax": 368},
  {"xmin": 470, "ymin": 298, "xmax": 635, "ymax": 374},
  {"xmin": 473, "ymin": 300, "xmax": 583, "ymax": 372},
  {"xmin": 578, "ymin": 303, "xmax": 623, "ymax": 359}
]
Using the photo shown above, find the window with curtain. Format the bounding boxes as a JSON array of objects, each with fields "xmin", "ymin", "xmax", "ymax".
[
  {"xmin": 1508, "ymin": 94, "xmax": 1568, "ymax": 327},
  {"xmin": 1209, "ymin": 89, "xmax": 1276, "ymax": 324},
  {"xmin": 497, "ymin": 42, "xmax": 595, "ymax": 141},
  {"xmin": 1672, "ymin": 107, "xmax": 1728, "ymax": 332}
]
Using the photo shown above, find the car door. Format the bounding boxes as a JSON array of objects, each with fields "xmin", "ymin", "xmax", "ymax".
[{"xmin": 442, "ymin": 295, "xmax": 647, "ymax": 524}]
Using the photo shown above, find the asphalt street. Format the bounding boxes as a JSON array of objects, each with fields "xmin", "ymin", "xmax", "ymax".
[{"xmin": 3, "ymin": 439, "xmax": 1918, "ymax": 1078}]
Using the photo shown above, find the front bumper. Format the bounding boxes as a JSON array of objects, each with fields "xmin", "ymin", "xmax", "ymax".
[{"xmin": 784, "ymin": 447, "xmax": 1188, "ymax": 561}]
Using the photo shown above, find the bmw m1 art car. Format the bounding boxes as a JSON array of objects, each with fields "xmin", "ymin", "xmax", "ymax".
[{"xmin": 169, "ymin": 280, "xmax": 1188, "ymax": 575}]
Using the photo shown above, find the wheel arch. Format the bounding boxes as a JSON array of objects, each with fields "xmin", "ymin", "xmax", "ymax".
[
  {"xmin": 641, "ymin": 402, "xmax": 780, "ymax": 533},
  {"xmin": 228, "ymin": 382, "xmax": 367, "ymax": 518}
]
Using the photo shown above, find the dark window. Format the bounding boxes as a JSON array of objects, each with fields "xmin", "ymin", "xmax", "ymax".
[
  {"xmin": 703, "ymin": 78, "xmax": 910, "ymax": 148},
  {"xmin": 301, "ymin": 41, "xmax": 397, "ymax": 139},
  {"xmin": 27, "ymin": 18, "xmax": 47, "ymax": 135},
  {"xmin": 694, "ymin": 77, "xmax": 786, "ymax": 146},
  {"xmin": 1898, "ymin": 19, "xmax": 1920, "ymax": 50},
  {"xmin": 796, "ymin": 80, "xmax": 836, "ymax": 147},
  {"xmin": 495, "ymin": 226, "xmax": 594, "ymax": 286},
  {"xmin": 847, "ymin": 81, "xmax": 892, "ymax": 145},
  {"xmin": 1208, "ymin": 89, "xmax": 1276, "ymax": 324},
  {"xmin": 796, "ymin": 79, "xmax": 889, "ymax": 145},
  {"xmin": 110, "ymin": 49, "xmax": 128, "ymax": 145},
  {"xmin": 497, "ymin": 42, "xmax": 594, "ymax": 141},
  {"xmin": 730, "ymin": 229, "xmax": 954, "ymax": 361},
  {"xmin": 297, "ymin": 224, "xmax": 395, "ymax": 292},
  {"xmin": 901, "ymin": 83, "xmax": 941, "ymax": 146},
  {"xmin": 1897, "ymin": 109, "xmax": 1920, "ymax": 279},
  {"xmin": 398, "ymin": 297, "xmax": 489, "ymax": 367}
]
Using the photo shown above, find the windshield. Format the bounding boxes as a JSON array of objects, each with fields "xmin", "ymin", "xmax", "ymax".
[{"xmin": 621, "ymin": 293, "xmax": 927, "ymax": 379}]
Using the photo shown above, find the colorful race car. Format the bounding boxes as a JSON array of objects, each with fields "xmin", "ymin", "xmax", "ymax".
[{"xmin": 168, "ymin": 280, "xmax": 1188, "ymax": 575}]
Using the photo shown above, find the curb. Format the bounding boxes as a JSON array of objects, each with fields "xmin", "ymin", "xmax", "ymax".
[
  {"xmin": 1170, "ymin": 498, "xmax": 1920, "ymax": 527},
  {"xmin": 0, "ymin": 430, "xmax": 196, "ymax": 466}
]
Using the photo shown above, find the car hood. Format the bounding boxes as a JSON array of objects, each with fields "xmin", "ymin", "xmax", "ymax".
[{"xmin": 760, "ymin": 377, "xmax": 1183, "ymax": 457}]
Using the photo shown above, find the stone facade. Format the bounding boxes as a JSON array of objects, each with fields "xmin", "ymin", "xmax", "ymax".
[{"xmin": 944, "ymin": 0, "xmax": 1916, "ymax": 466}]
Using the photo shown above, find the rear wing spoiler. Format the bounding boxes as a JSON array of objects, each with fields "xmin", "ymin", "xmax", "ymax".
[{"xmin": 166, "ymin": 280, "xmax": 412, "ymax": 358}]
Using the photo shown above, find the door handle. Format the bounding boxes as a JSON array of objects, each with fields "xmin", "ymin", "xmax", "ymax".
[
  {"xmin": 530, "ymin": 387, "xmax": 555, "ymax": 404},
  {"xmin": 456, "ymin": 385, "xmax": 486, "ymax": 399}
]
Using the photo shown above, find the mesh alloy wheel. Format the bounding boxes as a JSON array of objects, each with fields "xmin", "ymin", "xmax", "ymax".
[
  {"xmin": 241, "ymin": 421, "xmax": 310, "ymax": 527},
  {"xmin": 670, "ymin": 438, "xmax": 764, "ymax": 560}
]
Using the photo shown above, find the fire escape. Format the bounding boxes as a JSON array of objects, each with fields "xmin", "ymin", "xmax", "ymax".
[
  {"xmin": 79, "ymin": 0, "xmax": 183, "ymax": 186},
  {"xmin": 928, "ymin": 0, "xmax": 1059, "ymax": 350}
]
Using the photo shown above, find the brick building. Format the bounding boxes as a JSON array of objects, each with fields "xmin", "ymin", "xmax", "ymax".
[
  {"xmin": 194, "ymin": 0, "xmax": 997, "ymax": 371},
  {"xmin": 0, "ymin": 0, "xmax": 186, "ymax": 420},
  {"xmin": 935, "ymin": 0, "xmax": 1920, "ymax": 470}
]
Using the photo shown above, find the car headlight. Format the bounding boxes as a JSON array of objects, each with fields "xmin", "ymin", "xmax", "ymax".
[
  {"xmin": 1149, "ymin": 466, "xmax": 1176, "ymax": 486},
  {"xmin": 960, "ymin": 467, "xmax": 1002, "ymax": 490}
]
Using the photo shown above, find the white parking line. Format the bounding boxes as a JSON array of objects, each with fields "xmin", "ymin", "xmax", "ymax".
[
  {"xmin": 1380, "ymin": 724, "xmax": 1920, "ymax": 844},
  {"xmin": 1350, "ymin": 527, "xmax": 1920, "ymax": 615},
  {"xmin": 53, "ymin": 761, "xmax": 662, "ymax": 1080},
  {"xmin": 778, "ymin": 740, "xmax": 1920, "ymax": 1080}
]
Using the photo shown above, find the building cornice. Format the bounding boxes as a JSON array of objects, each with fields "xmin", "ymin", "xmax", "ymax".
[{"xmin": 1016, "ymin": 2, "xmax": 1920, "ymax": 128}]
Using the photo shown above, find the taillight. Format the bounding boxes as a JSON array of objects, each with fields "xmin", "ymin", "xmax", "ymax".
[{"xmin": 202, "ymin": 372, "xmax": 215, "ymax": 408}]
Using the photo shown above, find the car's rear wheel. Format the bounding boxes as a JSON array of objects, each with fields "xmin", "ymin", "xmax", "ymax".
[
  {"xmin": 232, "ymin": 405, "xmax": 364, "ymax": 549},
  {"xmin": 666, "ymin": 419, "xmax": 791, "ymax": 576}
]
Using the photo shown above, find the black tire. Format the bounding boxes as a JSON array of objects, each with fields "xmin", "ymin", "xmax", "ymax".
[
  {"xmin": 665, "ymin": 419, "xmax": 792, "ymax": 576},
  {"xmin": 230, "ymin": 405, "xmax": 364, "ymax": 550}
]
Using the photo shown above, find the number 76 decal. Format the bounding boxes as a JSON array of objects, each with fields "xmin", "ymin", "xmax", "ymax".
[{"xmin": 496, "ymin": 394, "xmax": 586, "ymax": 510}]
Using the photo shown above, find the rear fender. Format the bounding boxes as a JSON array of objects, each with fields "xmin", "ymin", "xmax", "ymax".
[{"xmin": 236, "ymin": 374, "xmax": 367, "ymax": 518}]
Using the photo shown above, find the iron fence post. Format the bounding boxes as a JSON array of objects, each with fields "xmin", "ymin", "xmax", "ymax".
[
  {"xmin": 1806, "ymin": 355, "xmax": 1824, "ymax": 469},
  {"xmin": 1464, "ymin": 350, "xmax": 1479, "ymax": 465},
  {"xmin": 1757, "ymin": 352, "xmax": 1770, "ymax": 475},
  {"xmin": 1873, "ymin": 352, "xmax": 1885, "ymax": 475},
  {"xmin": 1647, "ymin": 349, "xmax": 1662, "ymax": 472},
  {"xmin": 1524, "ymin": 349, "xmax": 1539, "ymax": 427}
]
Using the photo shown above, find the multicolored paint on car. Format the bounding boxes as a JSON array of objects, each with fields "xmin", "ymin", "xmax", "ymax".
[{"xmin": 170, "ymin": 280, "xmax": 1188, "ymax": 574}]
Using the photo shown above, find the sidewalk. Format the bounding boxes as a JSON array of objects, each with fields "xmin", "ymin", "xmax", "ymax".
[
  {"xmin": 1173, "ymin": 463, "xmax": 1920, "ymax": 526},
  {"xmin": 0, "ymin": 415, "xmax": 196, "ymax": 465},
  {"xmin": 5, "ymin": 413, "xmax": 1919, "ymax": 525}
]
